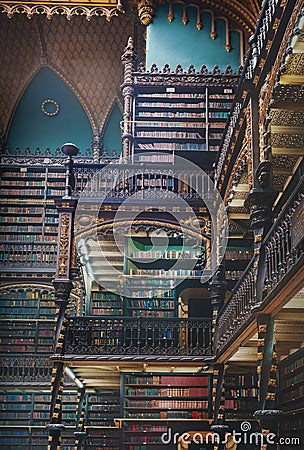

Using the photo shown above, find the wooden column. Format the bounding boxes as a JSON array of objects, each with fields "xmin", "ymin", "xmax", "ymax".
[
  {"xmin": 48, "ymin": 144, "xmax": 79, "ymax": 450},
  {"xmin": 121, "ymin": 37, "xmax": 137, "ymax": 162},
  {"xmin": 254, "ymin": 315, "xmax": 281, "ymax": 449}
]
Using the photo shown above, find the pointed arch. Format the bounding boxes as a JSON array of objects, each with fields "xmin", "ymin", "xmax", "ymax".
[{"xmin": 6, "ymin": 66, "xmax": 93, "ymax": 155}]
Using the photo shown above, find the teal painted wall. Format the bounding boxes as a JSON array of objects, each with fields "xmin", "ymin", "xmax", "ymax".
[
  {"xmin": 146, "ymin": 4, "xmax": 241, "ymax": 71},
  {"xmin": 102, "ymin": 102, "xmax": 122, "ymax": 157},
  {"xmin": 7, "ymin": 67, "xmax": 93, "ymax": 155}
]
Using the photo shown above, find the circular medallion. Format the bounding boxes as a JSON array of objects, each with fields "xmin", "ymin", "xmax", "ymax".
[{"xmin": 41, "ymin": 99, "xmax": 60, "ymax": 116}]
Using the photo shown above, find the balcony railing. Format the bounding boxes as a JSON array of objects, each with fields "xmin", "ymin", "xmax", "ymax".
[
  {"xmin": 0, "ymin": 355, "xmax": 53, "ymax": 384},
  {"xmin": 216, "ymin": 178, "xmax": 304, "ymax": 354},
  {"xmin": 73, "ymin": 162, "xmax": 214, "ymax": 202},
  {"xmin": 64, "ymin": 316, "xmax": 212, "ymax": 358},
  {"xmin": 216, "ymin": 0, "xmax": 296, "ymax": 187}
]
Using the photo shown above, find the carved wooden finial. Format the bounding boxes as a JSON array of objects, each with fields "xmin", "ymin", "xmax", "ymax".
[{"xmin": 138, "ymin": 0, "xmax": 155, "ymax": 26}]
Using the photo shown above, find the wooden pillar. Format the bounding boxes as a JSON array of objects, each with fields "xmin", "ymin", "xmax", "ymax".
[
  {"xmin": 209, "ymin": 263, "xmax": 227, "ymax": 352},
  {"xmin": 211, "ymin": 364, "xmax": 228, "ymax": 450},
  {"xmin": 74, "ymin": 387, "xmax": 86, "ymax": 449},
  {"xmin": 254, "ymin": 315, "xmax": 282, "ymax": 449},
  {"xmin": 121, "ymin": 37, "xmax": 137, "ymax": 162},
  {"xmin": 244, "ymin": 92, "xmax": 277, "ymax": 309},
  {"xmin": 48, "ymin": 144, "xmax": 79, "ymax": 450}
]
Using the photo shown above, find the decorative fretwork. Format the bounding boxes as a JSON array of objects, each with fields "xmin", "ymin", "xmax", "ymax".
[
  {"xmin": 0, "ymin": 2, "xmax": 123, "ymax": 21},
  {"xmin": 65, "ymin": 316, "xmax": 212, "ymax": 357}
]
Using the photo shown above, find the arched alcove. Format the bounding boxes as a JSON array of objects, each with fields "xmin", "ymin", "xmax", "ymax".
[
  {"xmin": 101, "ymin": 101, "xmax": 123, "ymax": 158},
  {"xmin": 6, "ymin": 67, "xmax": 93, "ymax": 155}
]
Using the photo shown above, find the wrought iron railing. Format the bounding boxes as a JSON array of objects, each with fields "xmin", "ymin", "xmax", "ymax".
[
  {"xmin": 215, "ymin": 0, "xmax": 295, "ymax": 186},
  {"xmin": 216, "ymin": 178, "xmax": 304, "ymax": 353},
  {"xmin": 65, "ymin": 316, "xmax": 212, "ymax": 357},
  {"xmin": 73, "ymin": 162, "xmax": 214, "ymax": 201},
  {"xmin": 0, "ymin": 355, "xmax": 53, "ymax": 383}
]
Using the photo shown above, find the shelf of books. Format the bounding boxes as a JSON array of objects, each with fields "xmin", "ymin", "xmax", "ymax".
[
  {"xmin": 0, "ymin": 288, "xmax": 56, "ymax": 353},
  {"xmin": 86, "ymin": 391, "xmax": 121, "ymax": 449},
  {"xmin": 0, "ymin": 390, "xmax": 78, "ymax": 449},
  {"xmin": 133, "ymin": 86, "xmax": 235, "ymax": 163},
  {"xmin": 225, "ymin": 244, "xmax": 253, "ymax": 285},
  {"xmin": 224, "ymin": 373, "xmax": 259, "ymax": 419},
  {"xmin": 122, "ymin": 373, "xmax": 211, "ymax": 449},
  {"xmin": 124, "ymin": 234, "xmax": 205, "ymax": 286},
  {"xmin": 0, "ymin": 165, "xmax": 65, "ymax": 272},
  {"xmin": 90, "ymin": 288, "xmax": 124, "ymax": 316},
  {"xmin": 279, "ymin": 347, "xmax": 304, "ymax": 443}
]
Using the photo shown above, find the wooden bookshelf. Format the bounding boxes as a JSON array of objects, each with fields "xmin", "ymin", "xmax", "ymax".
[
  {"xmin": 224, "ymin": 373, "xmax": 259, "ymax": 420},
  {"xmin": 122, "ymin": 373, "xmax": 211, "ymax": 449},
  {"xmin": 90, "ymin": 289, "xmax": 123, "ymax": 316},
  {"xmin": 133, "ymin": 86, "xmax": 235, "ymax": 159},
  {"xmin": 279, "ymin": 348, "xmax": 304, "ymax": 444}
]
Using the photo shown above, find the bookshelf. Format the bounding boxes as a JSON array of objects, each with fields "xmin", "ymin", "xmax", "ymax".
[
  {"xmin": 86, "ymin": 391, "xmax": 121, "ymax": 449},
  {"xmin": 0, "ymin": 390, "xmax": 78, "ymax": 449},
  {"xmin": 90, "ymin": 289, "xmax": 123, "ymax": 316},
  {"xmin": 133, "ymin": 86, "xmax": 235, "ymax": 163},
  {"xmin": 122, "ymin": 373, "xmax": 211, "ymax": 449},
  {"xmin": 279, "ymin": 348, "xmax": 304, "ymax": 442},
  {"xmin": 224, "ymin": 373, "xmax": 259, "ymax": 419},
  {"xmin": 225, "ymin": 242, "xmax": 253, "ymax": 285},
  {"xmin": 0, "ymin": 288, "xmax": 56, "ymax": 354},
  {"xmin": 0, "ymin": 165, "xmax": 66, "ymax": 268},
  {"xmin": 124, "ymin": 234, "xmax": 205, "ymax": 282}
]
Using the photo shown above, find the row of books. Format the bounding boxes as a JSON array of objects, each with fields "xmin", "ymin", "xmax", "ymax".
[
  {"xmin": 138, "ymin": 111, "xmax": 203, "ymax": 118},
  {"xmin": 136, "ymin": 154, "xmax": 174, "ymax": 163},
  {"xmin": 281, "ymin": 355, "xmax": 304, "ymax": 376},
  {"xmin": 1, "ymin": 180, "xmax": 45, "ymax": 186},
  {"xmin": 225, "ymin": 270, "xmax": 244, "ymax": 279},
  {"xmin": 128, "ymin": 250, "xmax": 197, "ymax": 259},
  {"xmin": 91, "ymin": 308, "xmax": 123, "ymax": 315},
  {"xmin": 126, "ymin": 400, "xmax": 209, "ymax": 409},
  {"xmin": 1, "ymin": 189, "xmax": 44, "ymax": 196},
  {"xmin": 138, "ymin": 93, "xmax": 205, "ymax": 99},
  {"xmin": 128, "ymin": 268, "xmax": 203, "ymax": 277},
  {"xmin": 126, "ymin": 411, "xmax": 209, "ymax": 419},
  {"xmin": 92, "ymin": 301, "xmax": 122, "ymax": 308},
  {"xmin": 91, "ymin": 292, "xmax": 120, "ymax": 300},
  {"xmin": 125, "ymin": 387, "xmax": 208, "ymax": 396},
  {"xmin": 137, "ymin": 101, "xmax": 205, "ymax": 108},
  {"xmin": 226, "ymin": 388, "xmax": 259, "ymax": 397},
  {"xmin": 225, "ymin": 374, "xmax": 258, "ymax": 386},
  {"xmin": 280, "ymin": 372, "xmax": 304, "ymax": 388},
  {"xmin": 128, "ymin": 299, "xmax": 174, "ymax": 308},
  {"xmin": 130, "ymin": 310, "xmax": 175, "ymax": 318},
  {"xmin": 224, "ymin": 399, "xmax": 258, "ymax": 409},
  {"xmin": 136, "ymin": 130, "xmax": 205, "ymax": 138},
  {"xmin": 280, "ymin": 386, "xmax": 304, "ymax": 403},
  {"xmin": 126, "ymin": 375, "xmax": 208, "ymax": 385},
  {"xmin": 0, "ymin": 235, "xmax": 57, "ymax": 242},
  {"xmin": 225, "ymin": 249, "xmax": 253, "ymax": 260},
  {"xmin": 137, "ymin": 121, "xmax": 206, "ymax": 128},
  {"xmin": 137, "ymin": 142, "xmax": 207, "ymax": 150}
]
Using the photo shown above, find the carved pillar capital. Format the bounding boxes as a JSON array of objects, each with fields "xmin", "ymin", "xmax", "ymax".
[
  {"xmin": 245, "ymin": 187, "xmax": 277, "ymax": 233},
  {"xmin": 209, "ymin": 263, "xmax": 227, "ymax": 309}
]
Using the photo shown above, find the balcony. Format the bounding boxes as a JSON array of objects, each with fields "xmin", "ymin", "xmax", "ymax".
[
  {"xmin": 215, "ymin": 178, "xmax": 304, "ymax": 355},
  {"xmin": 64, "ymin": 316, "xmax": 212, "ymax": 361}
]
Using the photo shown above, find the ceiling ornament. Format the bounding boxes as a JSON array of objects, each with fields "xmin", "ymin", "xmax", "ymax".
[{"xmin": 0, "ymin": 1, "xmax": 123, "ymax": 21}]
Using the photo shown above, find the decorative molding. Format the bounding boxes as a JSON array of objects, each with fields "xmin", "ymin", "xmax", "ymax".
[{"xmin": 0, "ymin": 3, "xmax": 122, "ymax": 21}]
